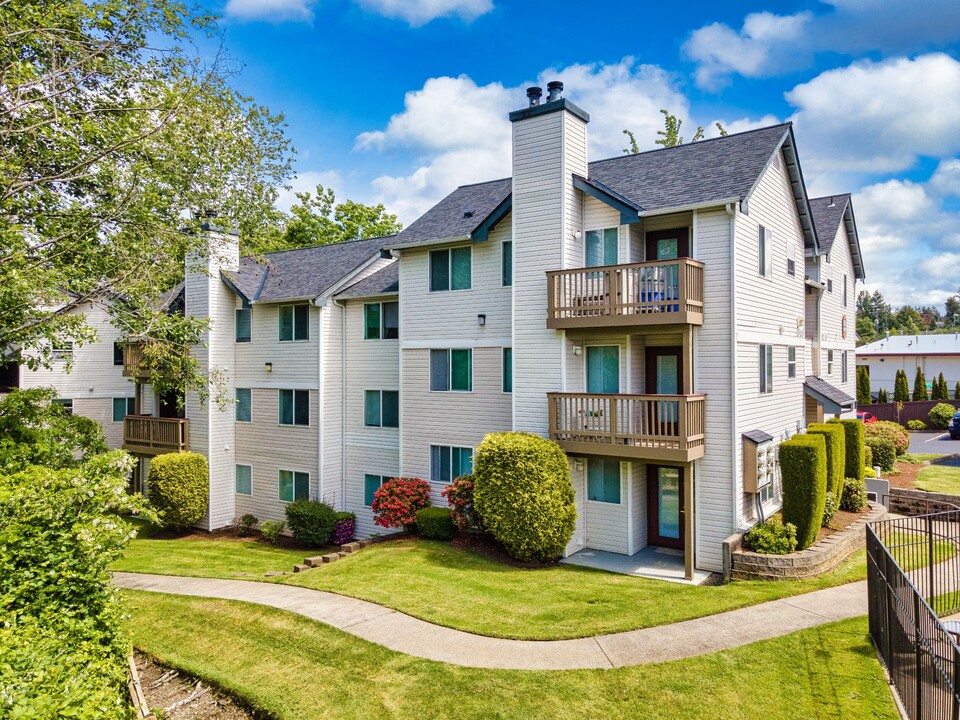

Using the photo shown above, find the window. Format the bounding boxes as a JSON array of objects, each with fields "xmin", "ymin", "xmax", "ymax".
[
  {"xmin": 429, "ymin": 349, "xmax": 472, "ymax": 392},
  {"xmin": 585, "ymin": 228, "xmax": 618, "ymax": 267},
  {"xmin": 278, "ymin": 469, "xmax": 309, "ymax": 502},
  {"xmin": 279, "ymin": 389, "xmax": 309, "ymax": 426},
  {"xmin": 843, "ymin": 275, "xmax": 848, "ymax": 307},
  {"xmin": 236, "ymin": 465, "xmax": 252, "ymax": 496},
  {"xmin": 279, "ymin": 304, "xmax": 309, "ymax": 341},
  {"xmin": 759, "ymin": 344, "xmax": 773, "ymax": 394},
  {"xmin": 827, "ymin": 349, "xmax": 834, "ymax": 375},
  {"xmin": 502, "ymin": 240, "xmax": 512, "ymax": 286},
  {"xmin": 52, "ymin": 342, "xmax": 73, "ymax": 361},
  {"xmin": 236, "ymin": 388, "xmax": 252, "ymax": 423},
  {"xmin": 429, "ymin": 247, "xmax": 471, "ymax": 291},
  {"xmin": 758, "ymin": 226, "xmax": 772, "ymax": 277},
  {"xmin": 787, "ymin": 346, "xmax": 797, "ymax": 379},
  {"xmin": 113, "ymin": 342, "xmax": 124, "ymax": 366},
  {"xmin": 827, "ymin": 279, "xmax": 833, "ymax": 293},
  {"xmin": 364, "ymin": 390, "xmax": 399, "ymax": 428},
  {"xmin": 52, "ymin": 398, "xmax": 73, "ymax": 414},
  {"xmin": 430, "ymin": 445, "xmax": 473, "ymax": 484},
  {"xmin": 112, "ymin": 397, "xmax": 135, "ymax": 422},
  {"xmin": 364, "ymin": 301, "xmax": 399, "ymax": 340},
  {"xmin": 502, "ymin": 347, "xmax": 512, "ymax": 393},
  {"xmin": 786, "ymin": 240, "xmax": 796, "ymax": 276},
  {"xmin": 364, "ymin": 474, "xmax": 390, "ymax": 506},
  {"xmin": 842, "ymin": 351, "xmax": 848, "ymax": 384},
  {"xmin": 236, "ymin": 307, "xmax": 251, "ymax": 342},
  {"xmin": 587, "ymin": 457, "xmax": 621, "ymax": 504}
]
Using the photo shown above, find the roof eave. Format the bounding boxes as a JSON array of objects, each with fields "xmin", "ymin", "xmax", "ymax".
[
  {"xmin": 220, "ymin": 271, "xmax": 252, "ymax": 307},
  {"xmin": 386, "ymin": 234, "xmax": 473, "ymax": 252},
  {"xmin": 573, "ymin": 175, "xmax": 641, "ymax": 224},
  {"xmin": 471, "ymin": 194, "xmax": 513, "ymax": 242},
  {"xmin": 843, "ymin": 201, "xmax": 866, "ymax": 281}
]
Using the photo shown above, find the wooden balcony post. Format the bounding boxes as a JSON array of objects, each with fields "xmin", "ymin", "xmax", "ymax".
[
  {"xmin": 678, "ymin": 398, "xmax": 688, "ymax": 451},
  {"xmin": 608, "ymin": 396, "xmax": 618, "ymax": 446},
  {"xmin": 548, "ymin": 394, "xmax": 557, "ymax": 437},
  {"xmin": 678, "ymin": 259, "xmax": 688, "ymax": 313},
  {"xmin": 684, "ymin": 461, "xmax": 695, "ymax": 580},
  {"xmin": 683, "ymin": 326, "xmax": 694, "ymax": 395}
]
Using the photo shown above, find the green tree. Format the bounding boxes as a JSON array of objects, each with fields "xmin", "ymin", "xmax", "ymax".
[
  {"xmin": 0, "ymin": 0, "xmax": 293, "ymax": 386},
  {"xmin": 878, "ymin": 388, "xmax": 889, "ymax": 403},
  {"xmin": 856, "ymin": 366, "xmax": 872, "ymax": 404},
  {"xmin": 913, "ymin": 366, "xmax": 929, "ymax": 401},
  {"xmin": 622, "ymin": 110, "xmax": 727, "ymax": 154},
  {"xmin": 894, "ymin": 369, "xmax": 911, "ymax": 402},
  {"xmin": 895, "ymin": 306, "xmax": 924, "ymax": 335},
  {"xmin": 939, "ymin": 373, "xmax": 949, "ymax": 401}
]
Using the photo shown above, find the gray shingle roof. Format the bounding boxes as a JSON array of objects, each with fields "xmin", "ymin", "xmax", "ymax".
[
  {"xmin": 393, "ymin": 178, "xmax": 513, "ymax": 247},
  {"xmin": 808, "ymin": 195, "xmax": 850, "ymax": 256},
  {"xmin": 743, "ymin": 429, "xmax": 774, "ymax": 444},
  {"xmin": 222, "ymin": 236, "xmax": 391, "ymax": 303},
  {"xmin": 335, "ymin": 262, "xmax": 399, "ymax": 299},
  {"xmin": 804, "ymin": 375, "xmax": 855, "ymax": 412}
]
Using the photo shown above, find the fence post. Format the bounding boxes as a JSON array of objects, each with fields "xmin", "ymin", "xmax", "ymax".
[
  {"xmin": 953, "ymin": 643, "xmax": 960, "ymax": 720},
  {"xmin": 929, "ymin": 514, "xmax": 936, "ymax": 610},
  {"xmin": 916, "ymin": 590, "xmax": 924, "ymax": 718}
]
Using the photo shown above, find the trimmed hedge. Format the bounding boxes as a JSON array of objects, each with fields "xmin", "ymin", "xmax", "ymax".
[
  {"xmin": 929, "ymin": 402, "xmax": 957, "ymax": 430},
  {"xmin": 865, "ymin": 437, "xmax": 896, "ymax": 472},
  {"xmin": 779, "ymin": 433, "xmax": 827, "ymax": 550},
  {"xmin": 474, "ymin": 432, "xmax": 576, "ymax": 563},
  {"xmin": 285, "ymin": 499, "xmax": 337, "ymax": 546},
  {"xmin": 416, "ymin": 506, "xmax": 456, "ymax": 540},
  {"xmin": 864, "ymin": 444, "xmax": 873, "ymax": 469},
  {"xmin": 147, "ymin": 451, "xmax": 208, "ymax": 530},
  {"xmin": 807, "ymin": 423, "xmax": 845, "ymax": 496},
  {"xmin": 828, "ymin": 418, "xmax": 865, "ymax": 482},
  {"xmin": 865, "ymin": 420, "xmax": 909, "ymax": 456}
]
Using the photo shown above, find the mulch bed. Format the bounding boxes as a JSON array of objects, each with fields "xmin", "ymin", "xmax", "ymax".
[
  {"xmin": 815, "ymin": 505, "xmax": 871, "ymax": 544},
  {"xmin": 888, "ymin": 461, "xmax": 922, "ymax": 490},
  {"xmin": 134, "ymin": 651, "xmax": 255, "ymax": 720}
]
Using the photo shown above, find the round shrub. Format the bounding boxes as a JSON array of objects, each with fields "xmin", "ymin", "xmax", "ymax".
[
  {"xmin": 372, "ymin": 477, "xmax": 431, "ymax": 529},
  {"xmin": 474, "ymin": 432, "xmax": 576, "ymax": 563},
  {"xmin": 828, "ymin": 418, "xmax": 865, "ymax": 482},
  {"xmin": 260, "ymin": 519, "xmax": 284, "ymax": 544},
  {"xmin": 841, "ymin": 477, "xmax": 868, "ymax": 512},
  {"xmin": 236, "ymin": 513, "xmax": 258, "ymax": 536},
  {"xmin": 865, "ymin": 437, "xmax": 896, "ymax": 472},
  {"xmin": 807, "ymin": 423, "xmax": 845, "ymax": 496},
  {"xmin": 907, "ymin": 419, "xmax": 928, "ymax": 431},
  {"xmin": 331, "ymin": 511, "xmax": 356, "ymax": 545},
  {"xmin": 821, "ymin": 491, "xmax": 839, "ymax": 527},
  {"xmin": 416, "ymin": 506, "xmax": 456, "ymax": 540},
  {"xmin": 147, "ymin": 451, "xmax": 208, "ymax": 530},
  {"xmin": 744, "ymin": 515, "xmax": 797, "ymax": 555},
  {"xmin": 441, "ymin": 473, "xmax": 482, "ymax": 531},
  {"xmin": 778, "ymin": 433, "xmax": 827, "ymax": 550},
  {"xmin": 865, "ymin": 420, "xmax": 909, "ymax": 456},
  {"xmin": 929, "ymin": 402, "xmax": 957, "ymax": 430},
  {"xmin": 285, "ymin": 499, "xmax": 336, "ymax": 546}
]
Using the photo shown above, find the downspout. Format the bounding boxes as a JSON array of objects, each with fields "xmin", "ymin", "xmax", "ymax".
[
  {"xmin": 333, "ymin": 296, "xmax": 348, "ymax": 510},
  {"xmin": 726, "ymin": 203, "xmax": 739, "ymax": 535}
]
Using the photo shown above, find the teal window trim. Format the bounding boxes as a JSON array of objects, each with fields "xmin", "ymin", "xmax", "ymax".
[
  {"xmin": 364, "ymin": 302, "xmax": 381, "ymax": 340},
  {"xmin": 502, "ymin": 347, "xmax": 512, "ymax": 393},
  {"xmin": 501, "ymin": 240, "xmax": 512, "ymax": 286},
  {"xmin": 430, "ymin": 445, "xmax": 473, "ymax": 484},
  {"xmin": 235, "ymin": 307, "xmax": 251, "ymax": 343},
  {"xmin": 429, "ymin": 349, "xmax": 472, "ymax": 392},
  {"xmin": 236, "ymin": 388, "xmax": 252, "ymax": 423},
  {"xmin": 429, "ymin": 247, "xmax": 472, "ymax": 292},
  {"xmin": 112, "ymin": 397, "xmax": 135, "ymax": 422},
  {"xmin": 278, "ymin": 469, "xmax": 310, "ymax": 503},
  {"xmin": 279, "ymin": 304, "xmax": 309, "ymax": 342},
  {"xmin": 278, "ymin": 389, "xmax": 310, "ymax": 426},
  {"xmin": 235, "ymin": 464, "xmax": 252, "ymax": 496},
  {"xmin": 587, "ymin": 458, "xmax": 622, "ymax": 504}
]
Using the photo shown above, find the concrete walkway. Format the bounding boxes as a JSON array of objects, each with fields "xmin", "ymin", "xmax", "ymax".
[{"xmin": 114, "ymin": 572, "xmax": 868, "ymax": 670}]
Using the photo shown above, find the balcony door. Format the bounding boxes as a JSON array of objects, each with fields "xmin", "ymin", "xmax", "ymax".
[
  {"xmin": 586, "ymin": 346, "xmax": 620, "ymax": 394},
  {"xmin": 646, "ymin": 346, "xmax": 682, "ymax": 429},
  {"xmin": 645, "ymin": 228, "xmax": 689, "ymax": 260},
  {"xmin": 647, "ymin": 465, "xmax": 684, "ymax": 550}
]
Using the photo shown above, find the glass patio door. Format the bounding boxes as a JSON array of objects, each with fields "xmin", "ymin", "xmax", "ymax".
[{"xmin": 586, "ymin": 346, "xmax": 620, "ymax": 394}]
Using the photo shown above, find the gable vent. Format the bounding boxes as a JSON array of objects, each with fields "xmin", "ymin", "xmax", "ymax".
[{"xmin": 772, "ymin": 154, "xmax": 782, "ymax": 171}]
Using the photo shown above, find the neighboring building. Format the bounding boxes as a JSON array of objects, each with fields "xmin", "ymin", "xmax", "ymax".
[
  {"xmin": 857, "ymin": 335, "xmax": 960, "ymax": 395},
  {"xmin": 22, "ymin": 83, "xmax": 865, "ymax": 580}
]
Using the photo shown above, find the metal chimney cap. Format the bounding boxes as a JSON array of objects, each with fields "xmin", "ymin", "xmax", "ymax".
[
  {"xmin": 526, "ymin": 86, "xmax": 542, "ymax": 107},
  {"xmin": 547, "ymin": 81, "xmax": 564, "ymax": 101}
]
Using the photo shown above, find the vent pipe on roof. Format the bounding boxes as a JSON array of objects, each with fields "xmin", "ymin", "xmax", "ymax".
[
  {"xmin": 547, "ymin": 81, "xmax": 564, "ymax": 102},
  {"xmin": 526, "ymin": 86, "xmax": 542, "ymax": 107},
  {"xmin": 827, "ymin": 196, "xmax": 835, "ymax": 208}
]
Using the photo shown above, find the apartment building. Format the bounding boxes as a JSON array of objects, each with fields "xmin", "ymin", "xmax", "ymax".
[{"xmin": 20, "ymin": 83, "xmax": 864, "ymax": 579}]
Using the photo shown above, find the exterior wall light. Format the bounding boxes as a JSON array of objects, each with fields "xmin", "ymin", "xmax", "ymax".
[
  {"xmin": 477, "ymin": 314, "xmax": 486, "ymax": 326},
  {"xmin": 264, "ymin": 362, "xmax": 273, "ymax": 372}
]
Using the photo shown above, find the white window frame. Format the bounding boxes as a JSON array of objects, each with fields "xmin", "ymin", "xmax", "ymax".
[
  {"xmin": 235, "ymin": 307, "xmax": 252, "ymax": 343},
  {"xmin": 278, "ymin": 388, "xmax": 310, "ymax": 427},
  {"xmin": 429, "ymin": 444, "xmax": 473, "ymax": 484},
  {"xmin": 586, "ymin": 457, "xmax": 624, "ymax": 506},
  {"xmin": 364, "ymin": 389, "xmax": 399, "ymax": 428},
  {"xmin": 787, "ymin": 346, "xmax": 796, "ymax": 379},
  {"xmin": 827, "ymin": 349, "xmax": 834, "ymax": 376},
  {"xmin": 758, "ymin": 226, "xmax": 772, "ymax": 278},
  {"xmin": 759, "ymin": 344, "xmax": 773, "ymax": 394},
  {"xmin": 757, "ymin": 442, "xmax": 779, "ymax": 506},
  {"xmin": 235, "ymin": 464, "xmax": 253, "ymax": 496},
  {"xmin": 277, "ymin": 469, "xmax": 310, "ymax": 503}
]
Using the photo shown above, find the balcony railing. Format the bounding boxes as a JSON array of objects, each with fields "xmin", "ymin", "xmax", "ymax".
[
  {"xmin": 122, "ymin": 416, "xmax": 189, "ymax": 455},
  {"xmin": 548, "ymin": 392, "xmax": 706, "ymax": 462},
  {"xmin": 122, "ymin": 342, "xmax": 148, "ymax": 378},
  {"xmin": 546, "ymin": 258, "xmax": 704, "ymax": 329}
]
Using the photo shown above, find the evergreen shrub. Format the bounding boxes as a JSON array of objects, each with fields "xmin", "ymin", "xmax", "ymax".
[
  {"xmin": 744, "ymin": 515, "xmax": 797, "ymax": 555},
  {"xmin": 828, "ymin": 418, "xmax": 865, "ymax": 482},
  {"xmin": 285, "ymin": 499, "xmax": 337, "ymax": 546},
  {"xmin": 865, "ymin": 437, "xmax": 896, "ymax": 472},
  {"xmin": 864, "ymin": 444, "xmax": 873, "ymax": 469},
  {"xmin": 929, "ymin": 402, "xmax": 957, "ymax": 431},
  {"xmin": 416, "ymin": 506, "xmax": 456, "ymax": 540},
  {"xmin": 779, "ymin": 433, "xmax": 827, "ymax": 550},
  {"xmin": 147, "ymin": 451, "xmax": 208, "ymax": 530},
  {"xmin": 807, "ymin": 422, "xmax": 846, "ymax": 496},
  {"xmin": 841, "ymin": 477, "xmax": 868, "ymax": 512}
]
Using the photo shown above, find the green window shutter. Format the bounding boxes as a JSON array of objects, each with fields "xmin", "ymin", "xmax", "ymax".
[
  {"xmin": 430, "ymin": 250, "xmax": 449, "ymax": 291},
  {"xmin": 503, "ymin": 347, "xmax": 512, "ymax": 393},
  {"xmin": 236, "ymin": 465, "xmax": 252, "ymax": 495},
  {"xmin": 364, "ymin": 390, "xmax": 381, "ymax": 427},
  {"xmin": 279, "ymin": 470, "xmax": 293, "ymax": 502},
  {"xmin": 364, "ymin": 303, "xmax": 381, "ymax": 339},
  {"xmin": 279, "ymin": 389, "xmax": 293, "ymax": 425},
  {"xmin": 430, "ymin": 350, "xmax": 449, "ymax": 391},
  {"xmin": 588, "ymin": 458, "xmax": 621, "ymax": 503},
  {"xmin": 113, "ymin": 398, "xmax": 127, "ymax": 422},
  {"xmin": 364, "ymin": 474, "xmax": 383, "ymax": 506},
  {"xmin": 235, "ymin": 308, "xmax": 251, "ymax": 342},
  {"xmin": 279, "ymin": 306, "xmax": 293, "ymax": 341},
  {"xmin": 382, "ymin": 391, "xmax": 399, "ymax": 428},
  {"xmin": 294, "ymin": 390, "xmax": 309, "ymax": 426},
  {"xmin": 382, "ymin": 302, "xmax": 399, "ymax": 339},
  {"xmin": 294, "ymin": 305, "xmax": 309, "ymax": 340},
  {"xmin": 236, "ymin": 388, "xmax": 252, "ymax": 422},
  {"xmin": 451, "ymin": 349, "xmax": 472, "ymax": 391},
  {"xmin": 501, "ymin": 240, "xmax": 512, "ymax": 286},
  {"xmin": 450, "ymin": 247, "xmax": 471, "ymax": 290},
  {"xmin": 294, "ymin": 472, "xmax": 309, "ymax": 500}
]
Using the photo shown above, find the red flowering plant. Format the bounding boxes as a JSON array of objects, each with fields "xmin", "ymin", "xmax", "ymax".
[
  {"xmin": 441, "ymin": 473, "xmax": 482, "ymax": 531},
  {"xmin": 371, "ymin": 477, "xmax": 431, "ymax": 529}
]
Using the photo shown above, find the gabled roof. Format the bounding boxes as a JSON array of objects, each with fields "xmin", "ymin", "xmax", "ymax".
[
  {"xmin": 858, "ymin": 334, "xmax": 960, "ymax": 357},
  {"xmin": 335, "ymin": 262, "xmax": 399, "ymax": 299},
  {"xmin": 809, "ymin": 194, "xmax": 865, "ymax": 280},
  {"xmin": 392, "ymin": 178, "xmax": 512, "ymax": 248},
  {"xmin": 221, "ymin": 236, "xmax": 390, "ymax": 304},
  {"xmin": 804, "ymin": 376, "xmax": 856, "ymax": 413}
]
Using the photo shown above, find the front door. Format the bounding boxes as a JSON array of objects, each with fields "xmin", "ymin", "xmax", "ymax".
[
  {"xmin": 587, "ymin": 345, "xmax": 620, "ymax": 394},
  {"xmin": 647, "ymin": 465, "xmax": 684, "ymax": 549}
]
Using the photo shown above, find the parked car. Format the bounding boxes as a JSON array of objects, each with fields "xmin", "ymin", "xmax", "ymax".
[
  {"xmin": 857, "ymin": 411, "xmax": 878, "ymax": 424},
  {"xmin": 950, "ymin": 412, "xmax": 960, "ymax": 440}
]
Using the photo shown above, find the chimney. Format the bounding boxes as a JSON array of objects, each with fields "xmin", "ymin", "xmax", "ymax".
[
  {"xmin": 526, "ymin": 86, "xmax": 542, "ymax": 107},
  {"xmin": 547, "ymin": 81, "xmax": 563, "ymax": 102}
]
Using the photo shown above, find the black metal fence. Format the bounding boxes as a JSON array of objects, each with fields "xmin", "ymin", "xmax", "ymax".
[{"xmin": 868, "ymin": 512, "xmax": 960, "ymax": 719}]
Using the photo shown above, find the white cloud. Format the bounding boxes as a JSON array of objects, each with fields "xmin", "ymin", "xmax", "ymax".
[
  {"xmin": 720, "ymin": 114, "xmax": 781, "ymax": 137},
  {"xmin": 224, "ymin": 0, "xmax": 315, "ymax": 22},
  {"xmin": 354, "ymin": 0, "xmax": 492, "ymax": 25},
  {"xmin": 787, "ymin": 54, "xmax": 960, "ymax": 175},
  {"xmin": 275, "ymin": 170, "xmax": 343, "ymax": 213},
  {"xmin": 919, "ymin": 252, "xmax": 960, "ymax": 281},
  {"xmin": 931, "ymin": 158, "xmax": 960, "ymax": 197}
]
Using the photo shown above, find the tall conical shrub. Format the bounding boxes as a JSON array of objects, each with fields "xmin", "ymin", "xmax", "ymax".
[
  {"xmin": 857, "ymin": 366, "xmax": 871, "ymax": 404},
  {"xmin": 940, "ymin": 373, "xmax": 949, "ymax": 400},
  {"xmin": 878, "ymin": 388, "xmax": 889, "ymax": 403},
  {"xmin": 954, "ymin": 382, "xmax": 960, "ymax": 401},
  {"xmin": 913, "ymin": 366, "xmax": 929, "ymax": 401},
  {"xmin": 894, "ymin": 369, "xmax": 910, "ymax": 402}
]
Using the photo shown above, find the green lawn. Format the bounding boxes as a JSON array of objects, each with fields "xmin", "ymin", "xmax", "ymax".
[
  {"xmin": 915, "ymin": 464, "xmax": 960, "ymax": 494},
  {"xmin": 899, "ymin": 453, "xmax": 945, "ymax": 464},
  {"xmin": 123, "ymin": 590, "xmax": 898, "ymax": 720},
  {"xmin": 111, "ymin": 517, "xmax": 311, "ymax": 578}
]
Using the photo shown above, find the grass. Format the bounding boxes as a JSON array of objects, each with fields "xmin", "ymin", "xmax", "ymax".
[
  {"xmin": 111, "ymin": 517, "xmax": 310, "ymax": 579},
  {"xmin": 123, "ymin": 590, "xmax": 898, "ymax": 720},
  {"xmin": 899, "ymin": 453, "xmax": 945, "ymax": 464},
  {"xmin": 915, "ymin": 464, "xmax": 960, "ymax": 495}
]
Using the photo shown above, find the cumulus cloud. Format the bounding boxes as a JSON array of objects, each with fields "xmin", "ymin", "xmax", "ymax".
[
  {"xmin": 275, "ymin": 170, "xmax": 343, "ymax": 213},
  {"xmin": 224, "ymin": 0, "xmax": 315, "ymax": 22},
  {"xmin": 685, "ymin": 0, "xmax": 960, "ymax": 89},
  {"xmin": 931, "ymin": 158, "xmax": 960, "ymax": 198},
  {"xmin": 356, "ymin": 59, "xmax": 689, "ymax": 223},
  {"xmin": 354, "ymin": 0, "xmax": 492, "ymax": 25},
  {"xmin": 787, "ymin": 54, "xmax": 960, "ymax": 175}
]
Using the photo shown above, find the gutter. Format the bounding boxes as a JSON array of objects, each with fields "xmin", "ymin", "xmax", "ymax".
[
  {"xmin": 726, "ymin": 202, "xmax": 739, "ymax": 535},
  {"xmin": 384, "ymin": 234, "xmax": 472, "ymax": 252},
  {"xmin": 333, "ymin": 296, "xmax": 348, "ymax": 510}
]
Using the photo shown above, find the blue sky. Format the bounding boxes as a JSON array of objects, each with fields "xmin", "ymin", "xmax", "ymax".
[{"xmin": 209, "ymin": 0, "xmax": 959, "ymax": 308}]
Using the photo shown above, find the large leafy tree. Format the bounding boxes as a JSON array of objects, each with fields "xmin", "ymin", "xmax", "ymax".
[
  {"xmin": 622, "ymin": 109, "xmax": 727, "ymax": 155},
  {"xmin": 0, "ymin": 0, "xmax": 293, "ymax": 382}
]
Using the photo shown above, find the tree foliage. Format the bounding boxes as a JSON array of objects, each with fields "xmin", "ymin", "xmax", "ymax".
[
  {"xmin": 913, "ymin": 366, "xmax": 929, "ymax": 401},
  {"xmin": 856, "ymin": 366, "xmax": 871, "ymax": 404},
  {"xmin": 894, "ymin": 369, "xmax": 911, "ymax": 402},
  {"xmin": 622, "ymin": 109, "xmax": 727, "ymax": 154}
]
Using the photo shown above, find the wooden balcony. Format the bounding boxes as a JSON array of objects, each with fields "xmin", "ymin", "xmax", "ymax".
[
  {"xmin": 546, "ymin": 258, "xmax": 704, "ymax": 329},
  {"xmin": 548, "ymin": 392, "xmax": 706, "ymax": 463},
  {"xmin": 122, "ymin": 416, "xmax": 189, "ymax": 455},
  {"xmin": 122, "ymin": 341, "xmax": 148, "ymax": 379}
]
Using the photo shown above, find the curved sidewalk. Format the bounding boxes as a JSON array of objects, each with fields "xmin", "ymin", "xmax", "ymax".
[{"xmin": 114, "ymin": 572, "xmax": 868, "ymax": 670}]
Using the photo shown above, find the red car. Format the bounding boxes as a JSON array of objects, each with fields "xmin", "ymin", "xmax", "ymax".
[{"xmin": 857, "ymin": 411, "xmax": 878, "ymax": 424}]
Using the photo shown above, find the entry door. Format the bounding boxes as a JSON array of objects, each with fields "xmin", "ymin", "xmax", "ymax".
[
  {"xmin": 646, "ymin": 346, "xmax": 682, "ymax": 427},
  {"xmin": 587, "ymin": 346, "xmax": 620, "ymax": 394},
  {"xmin": 647, "ymin": 465, "xmax": 684, "ymax": 549},
  {"xmin": 645, "ymin": 228, "xmax": 689, "ymax": 260},
  {"xmin": 157, "ymin": 390, "xmax": 185, "ymax": 419}
]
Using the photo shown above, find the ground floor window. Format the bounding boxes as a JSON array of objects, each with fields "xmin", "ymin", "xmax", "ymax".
[
  {"xmin": 364, "ymin": 474, "xmax": 391, "ymax": 506},
  {"xmin": 587, "ymin": 457, "xmax": 621, "ymax": 503},
  {"xmin": 52, "ymin": 398, "xmax": 73, "ymax": 414},
  {"xmin": 430, "ymin": 445, "xmax": 473, "ymax": 484},
  {"xmin": 236, "ymin": 465, "xmax": 252, "ymax": 496},
  {"xmin": 278, "ymin": 469, "xmax": 309, "ymax": 502}
]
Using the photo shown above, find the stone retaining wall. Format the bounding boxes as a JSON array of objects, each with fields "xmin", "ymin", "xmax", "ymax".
[
  {"xmin": 890, "ymin": 488, "xmax": 960, "ymax": 516},
  {"xmin": 726, "ymin": 502, "xmax": 886, "ymax": 581}
]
